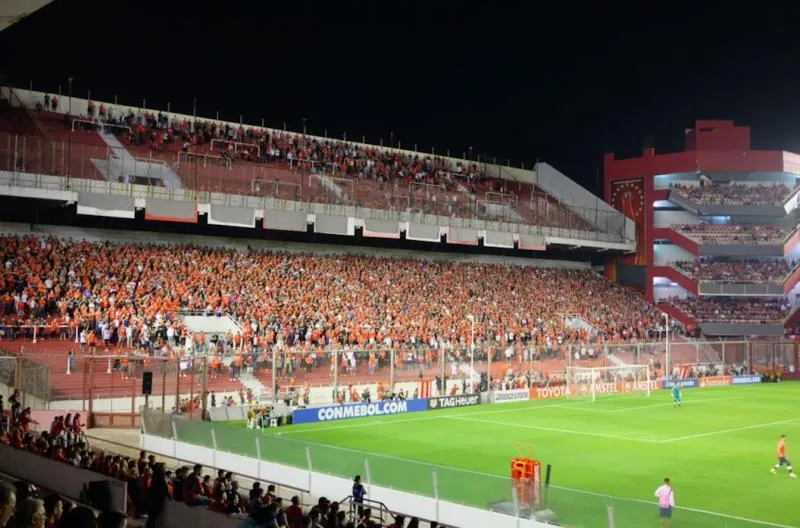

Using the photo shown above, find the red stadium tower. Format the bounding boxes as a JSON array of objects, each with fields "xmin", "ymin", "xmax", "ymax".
[{"xmin": 604, "ymin": 120, "xmax": 800, "ymax": 340}]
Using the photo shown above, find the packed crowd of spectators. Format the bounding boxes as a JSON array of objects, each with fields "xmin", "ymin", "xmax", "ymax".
[
  {"xmin": 0, "ymin": 235, "xmax": 663, "ymax": 357},
  {"xmin": 663, "ymin": 296, "xmax": 791, "ymax": 323},
  {"xmin": 671, "ymin": 223, "xmax": 792, "ymax": 244},
  {"xmin": 670, "ymin": 182, "xmax": 794, "ymax": 206},
  {"xmin": 673, "ymin": 258, "xmax": 796, "ymax": 282}
]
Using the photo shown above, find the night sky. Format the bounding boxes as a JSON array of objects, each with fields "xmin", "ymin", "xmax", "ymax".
[{"xmin": 3, "ymin": 1, "xmax": 800, "ymax": 194}]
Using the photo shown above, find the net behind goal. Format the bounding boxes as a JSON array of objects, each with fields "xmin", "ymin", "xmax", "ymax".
[{"xmin": 565, "ymin": 365, "xmax": 651, "ymax": 401}]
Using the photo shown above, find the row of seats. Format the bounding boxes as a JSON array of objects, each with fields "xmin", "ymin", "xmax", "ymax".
[
  {"xmin": 673, "ymin": 259, "xmax": 795, "ymax": 282},
  {"xmin": 670, "ymin": 182, "xmax": 795, "ymax": 206},
  {"xmin": 671, "ymin": 223, "xmax": 792, "ymax": 244},
  {"xmin": 663, "ymin": 296, "xmax": 791, "ymax": 323}
]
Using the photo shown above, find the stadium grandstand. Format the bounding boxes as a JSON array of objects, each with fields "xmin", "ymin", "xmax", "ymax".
[
  {"xmin": 0, "ymin": 30, "xmax": 798, "ymax": 528},
  {"xmin": 604, "ymin": 120, "xmax": 800, "ymax": 338}
]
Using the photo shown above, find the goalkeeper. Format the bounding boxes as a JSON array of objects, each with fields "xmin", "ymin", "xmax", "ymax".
[{"xmin": 672, "ymin": 385, "xmax": 682, "ymax": 407}]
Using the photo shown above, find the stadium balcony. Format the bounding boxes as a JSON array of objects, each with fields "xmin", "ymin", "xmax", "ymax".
[
  {"xmin": 659, "ymin": 296, "xmax": 791, "ymax": 337},
  {"xmin": 653, "ymin": 223, "xmax": 800, "ymax": 257},
  {"xmin": 668, "ymin": 182, "xmax": 800, "ymax": 216},
  {"xmin": 653, "ymin": 258, "xmax": 800, "ymax": 297}
]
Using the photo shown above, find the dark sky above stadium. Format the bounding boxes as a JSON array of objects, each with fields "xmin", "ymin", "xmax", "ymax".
[{"xmin": 3, "ymin": 1, "xmax": 800, "ymax": 194}]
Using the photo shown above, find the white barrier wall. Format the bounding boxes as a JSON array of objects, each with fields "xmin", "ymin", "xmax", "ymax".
[
  {"xmin": 0, "ymin": 443, "xmax": 127, "ymax": 511},
  {"xmin": 141, "ymin": 434, "xmax": 553, "ymax": 528}
]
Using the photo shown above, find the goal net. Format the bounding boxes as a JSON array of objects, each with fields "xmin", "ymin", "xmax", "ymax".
[{"xmin": 565, "ymin": 365, "xmax": 651, "ymax": 401}]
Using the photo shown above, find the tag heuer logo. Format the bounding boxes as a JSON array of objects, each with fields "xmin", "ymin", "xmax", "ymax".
[{"xmin": 430, "ymin": 399, "xmax": 438, "ymax": 408}]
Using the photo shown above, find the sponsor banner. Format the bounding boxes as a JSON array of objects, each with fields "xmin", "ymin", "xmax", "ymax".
[
  {"xmin": 530, "ymin": 380, "xmax": 662, "ymax": 400},
  {"xmin": 530, "ymin": 385, "xmax": 570, "ymax": 400},
  {"xmin": 699, "ymin": 376, "xmax": 732, "ymax": 388},
  {"xmin": 663, "ymin": 378, "xmax": 699, "ymax": 390},
  {"xmin": 493, "ymin": 389, "xmax": 530, "ymax": 404},
  {"xmin": 428, "ymin": 395, "xmax": 481, "ymax": 410},
  {"xmin": 292, "ymin": 399, "xmax": 428, "ymax": 424},
  {"xmin": 732, "ymin": 374, "xmax": 763, "ymax": 385},
  {"xmin": 77, "ymin": 205, "xmax": 135, "ymax": 219}
]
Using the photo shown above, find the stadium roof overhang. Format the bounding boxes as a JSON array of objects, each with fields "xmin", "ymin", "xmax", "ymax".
[{"xmin": 0, "ymin": 0, "xmax": 53, "ymax": 32}]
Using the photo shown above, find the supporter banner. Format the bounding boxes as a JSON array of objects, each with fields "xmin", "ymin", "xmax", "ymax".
[
  {"xmin": 663, "ymin": 378, "xmax": 699, "ymax": 390},
  {"xmin": 363, "ymin": 219, "xmax": 400, "ymax": 239},
  {"xmin": 448, "ymin": 227, "xmax": 478, "ymax": 246},
  {"xmin": 530, "ymin": 381, "xmax": 662, "ymax": 400},
  {"xmin": 145, "ymin": 198, "xmax": 197, "ymax": 223},
  {"xmin": 428, "ymin": 394, "xmax": 481, "ymax": 410},
  {"xmin": 208, "ymin": 204, "xmax": 256, "ymax": 228},
  {"xmin": 484, "ymin": 230, "xmax": 514, "ymax": 248},
  {"xmin": 292, "ymin": 399, "xmax": 428, "ymax": 424},
  {"xmin": 77, "ymin": 192, "xmax": 135, "ymax": 219},
  {"xmin": 493, "ymin": 389, "xmax": 530, "ymax": 404},
  {"xmin": 699, "ymin": 376, "xmax": 732, "ymax": 388},
  {"xmin": 732, "ymin": 374, "xmax": 763, "ymax": 385}
]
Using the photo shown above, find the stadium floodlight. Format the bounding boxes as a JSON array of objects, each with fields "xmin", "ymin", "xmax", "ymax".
[{"xmin": 565, "ymin": 365, "xmax": 651, "ymax": 402}]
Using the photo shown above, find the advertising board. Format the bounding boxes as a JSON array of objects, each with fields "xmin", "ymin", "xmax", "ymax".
[
  {"xmin": 292, "ymin": 399, "xmax": 428, "ymax": 424},
  {"xmin": 428, "ymin": 395, "xmax": 481, "ymax": 410}
]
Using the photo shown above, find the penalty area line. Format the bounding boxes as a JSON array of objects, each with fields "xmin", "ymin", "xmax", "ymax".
[{"xmin": 656, "ymin": 417, "xmax": 800, "ymax": 444}]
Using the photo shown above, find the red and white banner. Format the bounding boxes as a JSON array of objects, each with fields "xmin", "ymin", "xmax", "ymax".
[
  {"xmin": 698, "ymin": 376, "xmax": 732, "ymax": 388},
  {"xmin": 530, "ymin": 380, "xmax": 661, "ymax": 400}
]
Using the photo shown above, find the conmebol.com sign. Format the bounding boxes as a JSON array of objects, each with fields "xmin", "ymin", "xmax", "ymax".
[{"xmin": 292, "ymin": 399, "xmax": 429, "ymax": 424}]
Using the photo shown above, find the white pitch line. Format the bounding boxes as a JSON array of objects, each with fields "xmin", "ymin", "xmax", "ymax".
[
  {"xmin": 444, "ymin": 415, "xmax": 659, "ymax": 443},
  {"xmin": 657, "ymin": 417, "xmax": 800, "ymax": 444}
]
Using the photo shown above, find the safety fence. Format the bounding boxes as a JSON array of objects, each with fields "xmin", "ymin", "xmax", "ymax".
[{"xmin": 142, "ymin": 410, "xmax": 789, "ymax": 527}]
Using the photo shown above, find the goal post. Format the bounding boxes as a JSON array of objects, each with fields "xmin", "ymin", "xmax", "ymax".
[{"xmin": 565, "ymin": 365, "xmax": 651, "ymax": 401}]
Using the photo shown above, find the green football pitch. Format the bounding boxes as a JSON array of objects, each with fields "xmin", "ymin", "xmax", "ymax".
[{"xmin": 176, "ymin": 384, "xmax": 800, "ymax": 527}]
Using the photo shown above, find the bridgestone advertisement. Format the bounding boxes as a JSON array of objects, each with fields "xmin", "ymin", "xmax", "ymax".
[
  {"xmin": 492, "ymin": 389, "xmax": 530, "ymax": 403},
  {"xmin": 427, "ymin": 395, "xmax": 481, "ymax": 410}
]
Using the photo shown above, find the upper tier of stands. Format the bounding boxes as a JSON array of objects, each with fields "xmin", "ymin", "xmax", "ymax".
[
  {"xmin": 670, "ymin": 182, "xmax": 796, "ymax": 206},
  {"xmin": 671, "ymin": 223, "xmax": 792, "ymax": 244},
  {"xmin": 673, "ymin": 259, "xmax": 796, "ymax": 282},
  {"xmin": 0, "ymin": 235, "xmax": 660, "ymax": 349},
  {"xmin": 0, "ymin": 93, "xmax": 603, "ymax": 234},
  {"xmin": 663, "ymin": 296, "xmax": 791, "ymax": 323}
]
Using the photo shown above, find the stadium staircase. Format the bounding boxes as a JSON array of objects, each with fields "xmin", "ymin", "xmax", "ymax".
[
  {"xmin": 238, "ymin": 370, "xmax": 268, "ymax": 400},
  {"xmin": 96, "ymin": 131, "xmax": 184, "ymax": 188}
]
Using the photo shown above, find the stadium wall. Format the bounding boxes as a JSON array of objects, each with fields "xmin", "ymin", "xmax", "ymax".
[
  {"xmin": 0, "ymin": 192, "xmax": 614, "ymax": 263},
  {"xmin": 140, "ymin": 433, "xmax": 555, "ymax": 528}
]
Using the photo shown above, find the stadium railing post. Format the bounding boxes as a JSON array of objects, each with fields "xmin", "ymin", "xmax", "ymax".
[
  {"xmin": 210, "ymin": 424, "xmax": 217, "ymax": 469},
  {"xmin": 364, "ymin": 457, "xmax": 372, "ymax": 500},
  {"xmin": 431, "ymin": 471, "xmax": 439, "ymax": 524},
  {"xmin": 511, "ymin": 486, "xmax": 521, "ymax": 524},
  {"xmin": 305, "ymin": 447, "xmax": 312, "ymax": 492},
  {"xmin": 606, "ymin": 504, "xmax": 616, "ymax": 528}
]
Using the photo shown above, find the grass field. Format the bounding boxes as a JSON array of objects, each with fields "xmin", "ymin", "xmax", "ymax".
[{"xmin": 173, "ymin": 383, "xmax": 800, "ymax": 527}]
